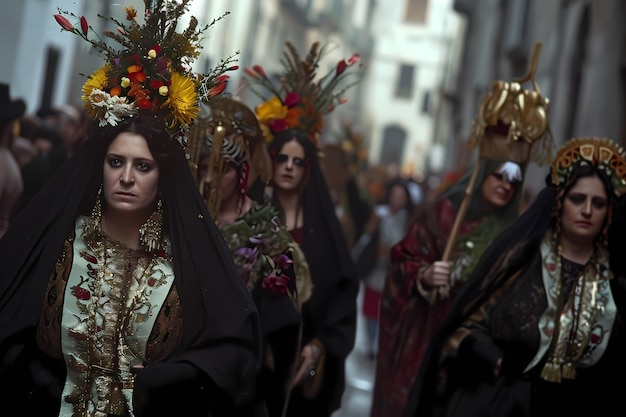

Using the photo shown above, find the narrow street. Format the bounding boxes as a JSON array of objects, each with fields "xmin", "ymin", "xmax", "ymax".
[{"xmin": 333, "ymin": 283, "xmax": 376, "ymax": 417}]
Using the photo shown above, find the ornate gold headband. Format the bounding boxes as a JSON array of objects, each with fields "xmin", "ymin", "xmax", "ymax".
[{"xmin": 550, "ymin": 137, "xmax": 626, "ymax": 197}]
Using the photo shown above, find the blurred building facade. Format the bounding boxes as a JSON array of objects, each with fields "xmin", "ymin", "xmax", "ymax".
[
  {"xmin": 0, "ymin": 0, "xmax": 376, "ymax": 144},
  {"xmin": 363, "ymin": 0, "xmax": 464, "ymax": 179},
  {"xmin": 443, "ymin": 0, "xmax": 626, "ymax": 196}
]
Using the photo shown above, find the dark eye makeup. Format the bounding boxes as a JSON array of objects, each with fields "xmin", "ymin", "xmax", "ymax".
[
  {"xmin": 276, "ymin": 154, "xmax": 305, "ymax": 167},
  {"xmin": 491, "ymin": 172, "xmax": 520, "ymax": 185},
  {"xmin": 107, "ymin": 156, "xmax": 154, "ymax": 172}
]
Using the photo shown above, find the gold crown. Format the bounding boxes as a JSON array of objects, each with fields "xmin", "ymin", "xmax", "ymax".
[
  {"xmin": 550, "ymin": 137, "xmax": 626, "ymax": 197},
  {"xmin": 469, "ymin": 43, "xmax": 554, "ymax": 166}
]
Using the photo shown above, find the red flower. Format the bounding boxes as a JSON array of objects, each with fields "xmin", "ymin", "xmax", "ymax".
[
  {"xmin": 336, "ymin": 60, "xmax": 347, "ymax": 76},
  {"xmin": 347, "ymin": 53, "xmax": 360, "ymax": 65},
  {"xmin": 149, "ymin": 80, "xmax": 164, "ymax": 89},
  {"xmin": 208, "ymin": 81, "xmax": 227, "ymax": 98},
  {"xmin": 80, "ymin": 16, "xmax": 89, "ymax": 36},
  {"xmin": 262, "ymin": 273, "xmax": 291, "ymax": 296},
  {"xmin": 80, "ymin": 250, "xmax": 98, "ymax": 264},
  {"xmin": 269, "ymin": 119, "xmax": 288, "ymax": 132},
  {"xmin": 284, "ymin": 92, "xmax": 300, "ymax": 107},
  {"xmin": 253, "ymin": 65, "xmax": 266, "ymax": 77},
  {"xmin": 148, "ymin": 278, "xmax": 157, "ymax": 287},
  {"xmin": 275, "ymin": 253, "xmax": 293, "ymax": 270},
  {"xmin": 244, "ymin": 67, "xmax": 258, "ymax": 78},
  {"xmin": 54, "ymin": 14, "xmax": 74, "ymax": 31},
  {"xmin": 128, "ymin": 70, "xmax": 147, "ymax": 83},
  {"xmin": 71, "ymin": 285, "xmax": 91, "ymax": 301},
  {"xmin": 137, "ymin": 98, "xmax": 152, "ymax": 109}
]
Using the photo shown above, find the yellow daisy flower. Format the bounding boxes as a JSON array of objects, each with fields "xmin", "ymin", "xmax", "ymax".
[
  {"xmin": 162, "ymin": 71, "xmax": 199, "ymax": 127},
  {"xmin": 81, "ymin": 64, "xmax": 110, "ymax": 117}
]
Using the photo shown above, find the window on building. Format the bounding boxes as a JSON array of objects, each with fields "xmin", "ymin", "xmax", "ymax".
[
  {"xmin": 396, "ymin": 64, "xmax": 415, "ymax": 99},
  {"xmin": 421, "ymin": 91, "xmax": 431, "ymax": 114},
  {"xmin": 40, "ymin": 46, "xmax": 61, "ymax": 112},
  {"xmin": 380, "ymin": 125, "xmax": 407, "ymax": 166},
  {"xmin": 405, "ymin": 0, "xmax": 428, "ymax": 24}
]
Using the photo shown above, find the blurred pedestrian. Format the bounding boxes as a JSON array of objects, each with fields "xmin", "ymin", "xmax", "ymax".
[
  {"xmin": 0, "ymin": 82, "xmax": 26, "ymax": 239},
  {"xmin": 356, "ymin": 178, "xmax": 415, "ymax": 359}
]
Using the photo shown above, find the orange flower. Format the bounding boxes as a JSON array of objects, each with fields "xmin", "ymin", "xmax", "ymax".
[
  {"xmin": 128, "ymin": 84, "xmax": 150, "ymax": 101},
  {"xmin": 109, "ymin": 86, "xmax": 122, "ymax": 97},
  {"xmin": 283, "ymin": 106, "xmax": 304, "ymax": 128}
]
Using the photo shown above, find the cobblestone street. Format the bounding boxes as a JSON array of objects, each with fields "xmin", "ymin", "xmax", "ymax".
[{"xmin": 332, "ymin": 284, "xmax": 375, "ymax": 417}]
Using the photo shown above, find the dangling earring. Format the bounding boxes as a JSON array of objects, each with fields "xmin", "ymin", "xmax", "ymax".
[
  {"xmin": 139, "ymin": 199, "xmax": 164, "ymax": 252},
  {"xmin": 237, "ymin": 162, "xmax": 249, "ymax": 215},
  {"xmin": 91, "ymin": 185, "xmax": 103, "ymax": 220},
  {"xmin": 85, "ymin": 184, "xmax": 104, "ymax": 235}
]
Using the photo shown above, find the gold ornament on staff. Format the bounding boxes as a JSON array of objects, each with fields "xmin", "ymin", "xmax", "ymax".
[{"xmin": 430, "ymin": 41, "xmax": 554, "ymax": 305}]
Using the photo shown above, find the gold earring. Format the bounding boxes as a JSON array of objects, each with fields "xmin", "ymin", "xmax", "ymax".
[
  {"xmin": 91, "ymin": 185, "xmax": 103, "ymax": 219},
  {"xmin": 139, "ymin": 199, "xmax": 163, "ymax": 252},
  {"xmin": 85, "ymin": 185, "xmax": 104, "ymax": 235}
]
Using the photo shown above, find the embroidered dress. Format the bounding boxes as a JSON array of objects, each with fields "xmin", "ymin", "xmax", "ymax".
[{"xmin": 59, "ymin": 216, "xmax": 174, "ymax": 417}]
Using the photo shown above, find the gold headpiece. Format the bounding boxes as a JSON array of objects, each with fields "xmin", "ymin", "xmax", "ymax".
[
  {"xmin": 468, "ymin": 43, "xmax": 554, "ymax": 166},
  {"xmin": 244, "ymin": 41, "xmax": 362, "ymax": 147},
  {"xmin": 550, "ymin": 137, "xmax": 626, "ymax": 197},
  {"xmin": 54, "ymin": 1, "xmax": 237, "ymax": 143},
  {"xmin": 188, "ymin": 97, "xmax": 271, "ymax": 181}
]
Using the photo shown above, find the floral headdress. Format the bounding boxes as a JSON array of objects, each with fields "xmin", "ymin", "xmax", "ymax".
[
  {"xmin": 54, "ymin": 0, "xmax": 237, "ymax": 147},
  {"xmin": 244, "ymin": 41, "xmax": 362, "ymax": 147},
  {"xmin": 550, "ymin": 137, "xmax": 626, "ymax": 197}
]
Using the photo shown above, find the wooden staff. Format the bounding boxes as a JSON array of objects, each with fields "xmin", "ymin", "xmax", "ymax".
[
  {"xmin": 428, "ymin": 42, "xmax": 543, "ymax": 305},
  {"xmin": 429, "ymin": 159, "xmax": 482, "ymax": 305}
]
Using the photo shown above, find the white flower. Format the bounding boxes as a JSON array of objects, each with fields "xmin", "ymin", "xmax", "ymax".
[
  {"xmin": 159, "ymin": 85, "xmax": 169, "ymax": 96},
  {"xmin": 120, "ymin": 77, "xmax": 131, "ymax": 88},
  {"xmin": 89, "ymin": 89, "xmax": 137, "ymax": 126}
]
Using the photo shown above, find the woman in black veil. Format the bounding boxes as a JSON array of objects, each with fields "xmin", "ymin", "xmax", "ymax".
[
  {"xmin": 245, "ymin": 41, "xmax": 362, "ymax": 416},
  {"xmin": 0, "ymin": 3, "xmax": 263, "ymax": 416}
]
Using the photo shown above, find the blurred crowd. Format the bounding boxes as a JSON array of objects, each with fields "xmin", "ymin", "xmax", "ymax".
[{"xmin": 1, "ymin": 88, "xmax": 90, "ymax": 238}]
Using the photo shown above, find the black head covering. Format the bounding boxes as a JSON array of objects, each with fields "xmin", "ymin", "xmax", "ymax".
[{"xmin": 0, "ymin": 112, "xmax": 262, "ymax": 410}]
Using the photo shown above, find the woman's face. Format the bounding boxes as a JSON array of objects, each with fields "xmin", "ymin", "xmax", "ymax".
[
  {"xmin": 389, "ymin": 184, "xmax": 409, "ymax": 213},
  {"xmin": 481, "ymin": 163, "xmax": 519, "ymax": 211},
  {"xmin": 273, "ymin": 139, "xmax": 306, "ymax": 192},
  {"xmin": 103, "ymin": 132, "xmax": 159, "ymax": 215},
  {"xmin": 198, "ymin": 154, "xmax": 239, "ymax": 203},
  {"xmin": 560, "ymin": 174, "xmax": 608, "ymax": 245}
]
